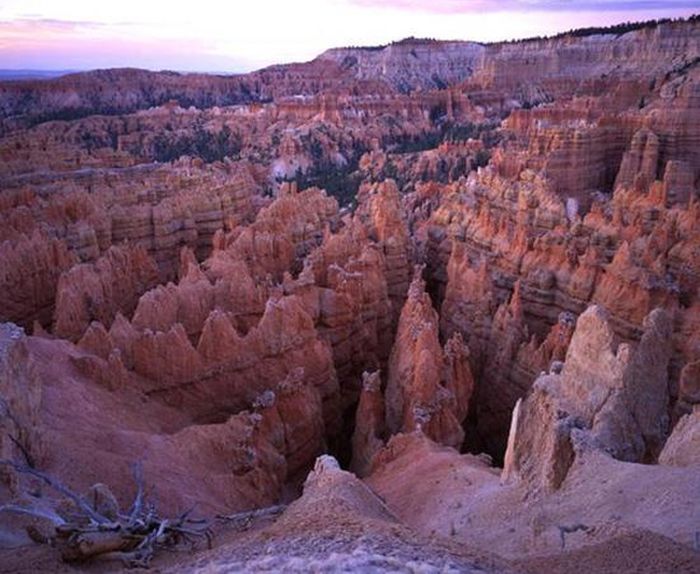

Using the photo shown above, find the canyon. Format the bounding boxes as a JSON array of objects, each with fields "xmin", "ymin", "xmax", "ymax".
[{"xmin": 0, "ymin": 15, "xmax": 699, "ymax": 573}]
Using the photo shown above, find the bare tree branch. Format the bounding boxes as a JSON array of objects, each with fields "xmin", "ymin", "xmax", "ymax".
[
  {"xmin": 0, "ymin": 460, "xmax": 111, "ymax": 525},
  {"xmin": 216, "ymin": 504, "xmax": 287, "ymax": 530},
  {"xmin": 6, "ymin": 434, "xmax": 35, "ymax": 468},
  {"xmin": 0, "ymin": 459, "xmax": 213, "ymax": 566},
  {"xmin": 127, "ymin": 461, "xmax": 144, "ymax": 526},
  {"xmin": 0, "ymin": 503, "xmax": 66, "ymax": 526}
]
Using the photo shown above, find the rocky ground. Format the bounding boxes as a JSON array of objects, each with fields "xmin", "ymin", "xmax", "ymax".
[{"xmin": 0, "ymin": 15, "xmax": 699, "ymax": 573}]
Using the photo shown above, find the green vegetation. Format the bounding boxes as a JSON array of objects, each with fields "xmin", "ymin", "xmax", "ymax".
[
  {"xmin": 152, "ymin": 125, "xmax": 242, "ymax": 163},
  {"xmin": 442, "ymin": 121, "xmax": 491, "ymax": 142},
  {"xmin": 28, "ymin": 105, "xmax": 121, "ymax": 127},
  {"xmin": 338, "ymin": 36, "xmax": 442, "ymax": 52},
  {"xmin": 389, "ymin": 120, "xmax": 499, "ymax": 154},
  {"xmin": 79, "ymin": 126, "xmax": 120, "ymax": 152},
  {"xmin": 491, "ymin": 14, "xmax": 698, "ymax": 45},
  {"xmin": 391, "ymin": 132, "xmax": 443, "ymax": 154},
  {"xmin": 294, "ymin": 165, "xmax": 361, "ymax": 208},
  {"xmin": 474, "ymin": 149, "xmax": 491, "ymax": 169},
  {"xmin": 289, "ymin": 132, "xmax": 368, "ymax": 207}
]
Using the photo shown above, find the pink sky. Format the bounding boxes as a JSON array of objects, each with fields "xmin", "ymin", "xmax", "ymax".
[{"xmin": 0, "ymin": 1, "xmax": 696, "ymax": 72}]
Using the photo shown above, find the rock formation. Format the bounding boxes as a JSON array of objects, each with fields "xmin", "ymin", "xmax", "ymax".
[
  {"xmin": 0, "ymin": 16, "xmax": 699, "ymax": 572},
  {"xmin": 350, "ymin": 371, "xmax": 386, "ymax": 477},
  {"xmin": 385, "ymin": 267, "xmax": 474, "ymax": 449},
  {"xmin": 502, "ymin": 304, "xmax": 674, "ymax": 493},
  {"xmin": 53, "ymin": 245, "xmax": 159, "ymax": 341},
  {"xmin": 659, "ymin": 406, "xmax": 700, "ymax": 467},
  {"xmin": 356, "ymin": 179, "xmax": 413, "ymax": 327}
]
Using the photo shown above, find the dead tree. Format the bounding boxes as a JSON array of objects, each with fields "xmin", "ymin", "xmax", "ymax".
[{"xmin": 0, "ymin": 460, "xmax": 212, "ymax": 568}]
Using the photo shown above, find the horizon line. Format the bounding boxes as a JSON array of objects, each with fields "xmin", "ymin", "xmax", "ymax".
[{"xmin": 2, "ymin": 12, "xmax": 696, "ymax": 77}]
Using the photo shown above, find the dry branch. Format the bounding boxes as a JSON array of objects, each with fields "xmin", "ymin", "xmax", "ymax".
[
  {"xmin": 0, "ymin": 459, "xmax": 213, "ymax": 568},
  {"xmin": 217, "ymin": 504, "xmax": 287, "ymax": 530},
  {"xmin": 0, "ymin": 460, "xmax": 111, "ymax": 525}
]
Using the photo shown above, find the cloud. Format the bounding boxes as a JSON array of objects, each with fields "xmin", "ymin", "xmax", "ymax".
[
  {"xmin": 0, "ymin": 18, "xmax": 124, "ymax": 47},
  {"xmin": 1, "ymin": 2, "xmax": 696, "ymax": 72},
  {"xmin": 348, "ymin": 0, "xmax": 699, "ymax": 14},
  {"xmin": 0, "ymin": 18, "xmax": 242, "ymax": 71}
]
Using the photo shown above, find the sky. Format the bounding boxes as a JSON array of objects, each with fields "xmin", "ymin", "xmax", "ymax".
[{"xmin": 0, "ymin": 1, "xmax": 696, "ymax": 73}]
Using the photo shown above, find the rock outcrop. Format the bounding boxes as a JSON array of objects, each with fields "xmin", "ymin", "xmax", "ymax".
[
  {"xmin": 502, "ymin": 305, "xmax": 673, "ymax": 493},
  {"xmin": 385, "ymin": 268, "xmax": 474, "ymax": 449},
  {"xmin": 356, "ymin": 179, "xmax": 412, "ymax": 327},
  {"xmin": 366, "ymin": 429, "xmax": 700, "ymax": 567},
  {"xmin": 0, "ymin": 324, "xmax": 44, "ymax": 490},
  {"xmin": 659, "ymin": 406, "xmax": 700, "ymax": 467},
  {"xmin": 53, "ymin": 245, "xmax": 159, "ymax": 341},
  {"xmin": 0, "ymin": 160, "xmax": 260, "ymax": 330},
  {"xmin": 350, "ymin": 371, "xmax": 386, "ymax": 477},
  {"xmin": 0, "ymin": 232, "xmax": 76, "ymax": 328}
]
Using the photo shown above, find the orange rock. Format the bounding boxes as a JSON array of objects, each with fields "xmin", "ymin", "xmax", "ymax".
[
  {"xmin": 357, "ymin": 180, "xmax": 412, "ymax": 327},
  {"xmin": 53, "ymin": 245, "xmax": 158, "ymax": 341},
  {"xmin": 385, "ymin": 267, "xmax": 474, "ymax": 449},
  {"xmin": 350, "ymin": 371, "xmax": 385, "ymax": 477},
  {"xmin": 0, "ymin": 232, "xmax": 76, "ymax": 329}
]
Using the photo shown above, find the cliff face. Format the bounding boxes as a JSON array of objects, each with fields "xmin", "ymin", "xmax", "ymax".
[
  {"xmin": 319, "ymin": 40, "xmax": 485, "ymax": 92},
  {"xmin": 0, "ymin": 159, "xmax": 259, "ymax": 330},
  {"xmin": 320, "ymin": 19, "xmax": 700, "ymax": 97},
  {"xmin": 0, "ymin": 63, "xmax": 369, "ymax": 134},
  {"xmin": 2, "ymin": 19, "xmax": 697, "ymax": 135},
  {"xmin": 53, "ymin": 245, "xmax": 159, "ymax": 342},
  {"xmin": 472, "ymin": 20, "xmax": 699, "ymax": 94},
  {"xmin": 502, "ymin": 305, "xmax": 673, "ymax": 493}
]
